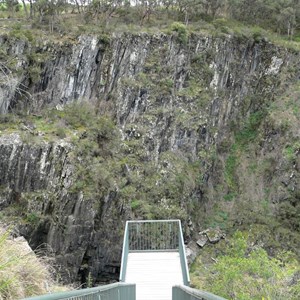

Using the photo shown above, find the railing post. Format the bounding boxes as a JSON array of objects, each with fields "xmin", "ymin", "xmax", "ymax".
[
  {"xmin": 119, "ymin": 221, "xmax": 129, "ymax": 282},
  {"xmin": 178, "ymin": 220, "xmax": 190, "ymax": 286}
]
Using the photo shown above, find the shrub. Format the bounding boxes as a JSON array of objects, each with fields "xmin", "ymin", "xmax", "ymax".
[
  {"xmin": 130, "ymin": 199, "xmax": 141, "ymax": 210},
  {"xmin": 170, "ymin": 22, "xmax": 188, "ymax": 44},
  {"xmin": 191, "ymin": 231, "xmax": 300, "ymax": 300},
  {"xmin": 224, "ymin": 145, "xmax": 238, "ymax": 190},
  {"xmin": 252, "ymin": 27, "xmax": 263, "ymax": 42},
  {"xmin": 235, "ymin": 111, "xmax": 264, "ymax": 147}
]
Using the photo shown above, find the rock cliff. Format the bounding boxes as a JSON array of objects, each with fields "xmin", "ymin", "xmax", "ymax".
[{"xmin": 0, "ymin": 31, "xmax": 299, "ymax": 284}]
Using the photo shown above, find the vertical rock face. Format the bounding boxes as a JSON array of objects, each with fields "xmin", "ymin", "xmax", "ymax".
[
  {"xmin": 0, "ymin": 134, "xmax": 69, "ymax": 193},
  {"xmin": 0, "ymin": 132, "xmax": 124, "ymax": 283},
  {"xmin": 0, "ymin": 32, "xmax": 298, "ymax": 283},
  {"xmin": 2, "ymin": 33, "xmax": 288, "ymax": 148},
  {"xmin": 36, "ymin": 36, "xmax": 103, "ymax": 106}
]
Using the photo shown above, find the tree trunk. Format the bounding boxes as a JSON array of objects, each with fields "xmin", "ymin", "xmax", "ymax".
[
  {"xmin": 21, "ymin": 0, "xmax": 28, "ymax": 18},
  {"xmin": 29, "ymin": 0, "xmax": 34, "ymax": 18},
  {"xmin": 74, "ymin": 0, "xmax": 82, "ymax": 14},
  {"xmin": 184, "ymin": 10, "xmax": 189, "ymax": 26}
]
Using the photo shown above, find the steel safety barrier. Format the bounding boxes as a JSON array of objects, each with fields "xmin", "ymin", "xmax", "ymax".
[
  {"xmin": 22, "ymin": 282, "xmax": 136, "ymax": 300},
  {"xmin": 22, "ymin": 220, "xmax": 227, "ymax": 300},
  {"xmin": 172, "ymin": 285, "xmax": 227, "ymax": 300},
  {"xmin": 127, "ymin": 220, "xmax": 179, "ymax": 251},
  {"xmin": 120, "ymin": 220, "xmax": 190, "ymax": 286}
]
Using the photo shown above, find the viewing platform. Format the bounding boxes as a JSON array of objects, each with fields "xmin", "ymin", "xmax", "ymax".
[
  {"xmin": 23, "ymin": 220, "xmax": 226, "ymax": 300},
  {"xmin": 120, "ymin": 220, "xmax": 189, "ymax": 300}
]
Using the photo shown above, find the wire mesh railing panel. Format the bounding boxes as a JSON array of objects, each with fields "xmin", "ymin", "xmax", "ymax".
[
  {"xmin": 97, "ymin": 286, "xmax": 119, "ymax": 300},
  {"xmin": 63, "ymin": 293, "xmax": 99, "ymax": 300},
  {"xmin": 128, "ymin": 220, "xmax": 180, "ymax": 251}
]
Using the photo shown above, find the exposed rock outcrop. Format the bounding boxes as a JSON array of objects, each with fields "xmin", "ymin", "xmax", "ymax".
[{"xmin": 0, "ymin": 31, "xmax": 299, "ymax": 284}]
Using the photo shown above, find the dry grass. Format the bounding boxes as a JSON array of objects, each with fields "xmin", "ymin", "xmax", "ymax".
[{"xmin": 0, "ymin": 227, "xmax": 56, "ymax": 300}]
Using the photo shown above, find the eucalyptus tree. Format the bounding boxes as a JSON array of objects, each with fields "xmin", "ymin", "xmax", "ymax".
[
  {"xmin": 86, "ymin": 0, "xmax": 125, "ymax": 24},
  {"xmin": 137, "ymin": 0, "xmax": 160, "ymax": 24},
  {"xmin": 174, "ymin": 0, "xmax": 200, "ymax": 24},
  {"xmin": 276, "ymin": 0, "xmax": 298, "ymax": 37},
  {"xmin": 70, "ymin": 0, "xmax": 92, "ymax": 14},
  {"xmin": 33, "ymin": 0, "xmax": 67, "ymax": 31},
  {"xmin": 199, "ymin": 0, "xmax": 223, "ymax": 18}
]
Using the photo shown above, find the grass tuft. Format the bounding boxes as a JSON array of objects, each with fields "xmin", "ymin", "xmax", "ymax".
[{"xmin": 0, "ymin": 227, "xmax": 59, "ymax": 299}]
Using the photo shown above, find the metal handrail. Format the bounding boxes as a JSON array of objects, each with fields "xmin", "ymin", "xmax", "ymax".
[
  {"xmin": 22, "ymin": 220, "xmax": 225, "ymax": 300},
  {"xmin": 126, "ymin": 220, "xmax": 181, "ymax": 223},
  {"xmin": 22, "ymin": 283, "xmax": 136, "ymax": 300},
  {"xmin": 120, "ymin": 220, "xmax": 190, "ymax": 286},
  {"xmin": 127, "ymin": 220, "xmax": 180, "ymax": 251},
  {"xmin": 172, "ymin": 285, "xmax": 227, "ymax": 300}
]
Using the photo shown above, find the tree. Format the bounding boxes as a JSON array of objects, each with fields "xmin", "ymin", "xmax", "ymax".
[
  {"xmin": 86, "ymin": 0, "xmax": 124, "ymax": 25},
  {"xmin": 137, "ymin": 0, "xmax": 159, "ymax": 25},
  {"xmin": 34, "ymin": 0, "xmax": 67, "ymax": 32},
  {"xmin": 176, "ymin": 0, "xmax": 203, "ymax": 24},
  {"xmin": 277, "ymin": 7, "xmax": 296, "ymax": 37},
  {"xmin": 200, "ymin": 0, "xmax": 223, "ymax": 19}
]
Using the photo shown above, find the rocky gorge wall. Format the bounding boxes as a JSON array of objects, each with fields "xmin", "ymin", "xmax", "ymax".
[
  {"xmin": 0, "ymin": 30, "xmax": 299, "ymax": 284},
  {"xmin": 1, "ymin": 33, "xmax": 290, "ymax": 152}
]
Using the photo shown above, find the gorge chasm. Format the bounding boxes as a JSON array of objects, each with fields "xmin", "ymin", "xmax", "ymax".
[{"xmin": 0, "ymin": 30, "xmax": 299, "ymax": 285}]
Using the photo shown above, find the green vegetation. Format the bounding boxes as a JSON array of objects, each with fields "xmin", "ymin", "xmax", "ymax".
[
  {"xmin": 283, "ymin": 142, "xmax": 300, "ymax": 162},
  {"xmin": 235, "ymin": 111, "xmax": 265, "ymax": 148},
  {"xmin": 114, "ymin": 150, "xmax": 202, "ymax": 220},
  {"xmin": 207, "ymin": 68, "xmax": 300, "ymax": 263},
  {"xmin": 0, "ymin": 102, "xmax": 203, "ymax": 221},
  {"xmin": 0, "ymin": 0, "xmax": 299, "ymax": 296},
  {"xmin": 0, "ymin": 228, "xmax": 61, "ymax": 299},
  {"xmin": 224, "ymin": 110, "xmax": 264, "ymax": 191},
  {"xmin": 0, "ymin": 0, "xmax": 299, "ymax": 51},
  {"xmin": 224, "ymin": 145, "xmax": 238, "ymax": 190},
  {"xmin": 191, "ymin": 231, "xmax": 300, "ymax": 300},
  {"xmin": 170, "ymin": 22, "xmax": 189, "ymax": 44},
  {"xmin": 0, "ymin": 102, "xmax": 108, "ymax": 143}
]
